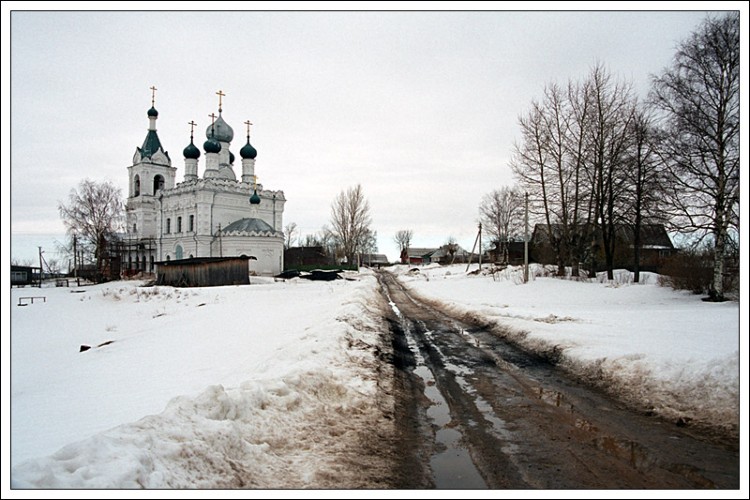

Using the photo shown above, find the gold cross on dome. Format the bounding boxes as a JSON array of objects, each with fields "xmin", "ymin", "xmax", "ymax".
[
  {"xmin": 244, "ymin": 120, "xmax": 253, "ymax": 137},
  {"xmin": 208, "ymin": 112, "xmax": 217, "ymax": 124},
  {"xmin": 216, "ymin": 90, "xmax": 226, "ymax": 111},
  {"xmin": 150, "ymin": 86, "xmax": 157, "ymax": 106},
  {"xmin": 188, "ymin": 120, "xmax": 197, "ymax": 137}
]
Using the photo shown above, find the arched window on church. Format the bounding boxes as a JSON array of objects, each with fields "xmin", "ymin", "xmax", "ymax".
[
  {"xmin": 175, "ymin": 245, "xmax": 183, "ymax": 260},
  {"xmin": 153, "ymin": 174, "xmax": 165, "ymax": 194},
  {"xmin": 134, "ymin": 175, "xmax": 141, "ymax": 196}
]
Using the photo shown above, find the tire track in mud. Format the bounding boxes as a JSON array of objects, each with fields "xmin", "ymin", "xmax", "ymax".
[{"xmin": 377, "ymin": 270, "xmax": 739, "ymax": 489}]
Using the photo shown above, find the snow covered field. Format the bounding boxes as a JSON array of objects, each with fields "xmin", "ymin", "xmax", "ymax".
[
  {"xmin": 6, "ymin": 264, "xmax": 743, "ymax": 490},
  {"xmin": 391, "ymin": 263, "xmax": 741, "ymax": 437},
  {"xmin": 9, "ymin": 272, "xmax": 395, "ymax": 488}
]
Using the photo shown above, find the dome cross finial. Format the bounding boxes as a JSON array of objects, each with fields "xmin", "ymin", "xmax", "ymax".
[
  {"xmin": 244, "ymin": 120, "xmax": 253, "ymax": 140},
  {"xmin": 188, "ymin": 120, "xmax": 197, "ymax": 140},
  {"xmin": 216, "ymin": 89, "xmax": 226, "ymax": 112},
  {"xmin": 150, "ymin": 85, "xmax": 157, "ymax": 107}
]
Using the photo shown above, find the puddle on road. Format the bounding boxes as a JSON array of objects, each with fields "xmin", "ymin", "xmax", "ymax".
[
  {"xmin": 388, "ymin": 296, "xmax": 487, "ymax": 489},
  {"xmin": 422, "ymin": 370, "xmax": 486, "ymax": 489}
]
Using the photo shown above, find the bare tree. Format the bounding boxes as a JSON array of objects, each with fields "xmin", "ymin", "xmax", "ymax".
[
  {"xmin": 511, "ymin": 81, "xmax": 597, "ymax": 276},
  {"xmin": 444, "ymin": 236, "xmax": 459, "ymax": 265},
  {"xmin": 58, "ymin": 179, "xmax": 123, "ymax": 281},
  {"xmin": 360, "ymin": 229, "xmax": 378, "ymax": 266},
  {"xmin": 329, "ymin": 184, "xmax": 372, "ymax": 268},
  {"xmin": 623, "ymin": 104, "xmax": 668, "ymax": 282},
  {"xmin": 511, "ymin": 99, "xmax": 562, "ymax": 270},
  {"xmin": 585, "ymin": 63, "xmax": 636, "ymax": 280},
  {"xmin": 46, "ymin": 258, "xmax": 62, "ymax": 276},
  {"xmin": 11, "ymin": 258, "xmax": 36, "ymax": 267},
  {"xmin": 565, "ymin": 77, "xmax": 597, "ymax": 277},
  {"xmin": 284, "ymin": 222, "xmax": 298, "ymax": 249},
  {"xmin": 394, "ymin": 229, "xmax": 413, "ymax": 263},
  {"xmin": 478, "ymin": 186, "xmax": 522, "ymax": 264},
  {"xmin": 300, "ymin": 233, "xmax": 321, "ymax": 247},
  {"xmin": 651, "ymin": 13, "xmax": 739, "ymax": 301},
  {"xmin": 320, "ymin": 226, "xmax": 340, "ymax": 264}
]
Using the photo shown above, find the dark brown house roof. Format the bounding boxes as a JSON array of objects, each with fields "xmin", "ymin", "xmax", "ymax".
[{"xmin": 532, "ymin": 224, "xmax": 674, "ymax": 249}]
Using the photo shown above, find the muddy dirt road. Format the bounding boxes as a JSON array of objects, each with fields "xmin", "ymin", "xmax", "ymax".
[{"xmin": 377, "ymin": 271, "xmax": 739, "ymax": 489}]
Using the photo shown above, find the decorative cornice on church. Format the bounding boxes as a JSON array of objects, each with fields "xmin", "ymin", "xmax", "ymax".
[
  {"xmin": 169, "ymin": 177, "xmax": 262, "ymax": 196},
  {"xmin": 221, "ymin": 229, "xmax": 284, "ymax": 238}
]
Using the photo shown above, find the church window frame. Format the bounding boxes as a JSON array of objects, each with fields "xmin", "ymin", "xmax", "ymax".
[
  {"xmin": 166, "ymin": 218, "xmax": 171, "ymax": 234},
  {"xmin": 177, "ymin": 216, "xmax": 182, "ymax": 233},
  {"xmin": 153, "ymin": 174, "xmax": 165, "ymax": 194},
  {"xmin": 134, "ymin": 175, "xmax": 141, "ymax": 197},
  {"xmin": 189, "ymin": 215, "xmax": 194, "ymax": 232},
  {"xmin": 175, "ymin": 245, "xmax": 183, "ymax": 260}
]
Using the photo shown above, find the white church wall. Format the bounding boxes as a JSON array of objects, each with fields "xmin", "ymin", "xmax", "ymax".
[{"xmin": 221, "ymin": 237, "xmax": 283, "ymax": 276}]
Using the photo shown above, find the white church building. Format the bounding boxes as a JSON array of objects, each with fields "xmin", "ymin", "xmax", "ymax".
[{"xmin": 123, "ymin": 90, "xmax": 285, "ymax": 276}]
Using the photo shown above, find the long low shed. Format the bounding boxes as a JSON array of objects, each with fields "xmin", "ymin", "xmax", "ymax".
[{"xmin": 155, "ymin": 256, "xmax": 251, "ymax": 287}]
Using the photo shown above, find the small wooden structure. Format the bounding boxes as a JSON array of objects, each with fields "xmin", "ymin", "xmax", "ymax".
[
  {"xmin": 284, "ymin": 246, "xmax": 330, "ymax": 269},
  {"xmin": 11, "ymin": 265, "xmax": 40, "ymax": 287},
  {"xmin": 155, "ymin": 257, "xmax": 250, "ymax": 287}
]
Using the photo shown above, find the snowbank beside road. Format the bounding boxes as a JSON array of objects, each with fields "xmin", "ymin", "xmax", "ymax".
[
  {"xmin": 392, "ymin": 264, "xmax": 740, "ymax": 437},
  {"xmin": 11, "ymin": 272, "xmax": 395, "ymax": 488}
]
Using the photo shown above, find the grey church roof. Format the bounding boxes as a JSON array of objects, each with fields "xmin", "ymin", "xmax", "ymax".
[{"xmin": 222, "ymin": 218, "xmax": 276, "ymax": 235}]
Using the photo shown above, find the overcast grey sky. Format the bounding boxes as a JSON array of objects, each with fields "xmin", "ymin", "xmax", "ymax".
[{"xmin": 4, "ymin": 4, "xmax": 741, "ymax": 263}]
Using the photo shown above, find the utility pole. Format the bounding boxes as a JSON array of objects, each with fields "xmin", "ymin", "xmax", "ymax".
[
  {"xmin": 524, "ymin": 192, "xmax": 529, "ymax": 284},
  {"xmin": 466, "ymin": 223, "xmax": 482, "ymax": 273},
  {"xmin": 73, "ymin": 235, "xmax": 78, "ymax": 278},
  {"xmin": 478, "ymin": 222, "xmax": 482, "ymax": 270},
  {"xmin": 38, "ymin": 246, "xmax": 43, "ymax": 288}
]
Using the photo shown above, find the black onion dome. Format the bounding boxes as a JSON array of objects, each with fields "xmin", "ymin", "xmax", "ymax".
[
  {"xmin": 249, "ymin": 189, "xmax": 261, "ymax": 205},
  {"xmin": 183, "ymin": 140, "xmax": 200, "ymax": 159},
  {"xmin": 203, "ymin": 137, "xmax": 221, "ymax": 154},
  {"xmin": 240, "ymin": 139, "xmax": 258, "ymax": 159}
]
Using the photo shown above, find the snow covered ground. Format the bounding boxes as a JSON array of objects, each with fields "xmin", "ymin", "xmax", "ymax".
[
  {"xmin": 8, "ymin": 272, "xmax": 396, "ymax": 488},
  {"xmin": 5, "ymin": 263, "xmax": 744, "ymax": 492},
  {"xmin": 390, "ymin": 263, "xmax": 741, "ymax": 437}
]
